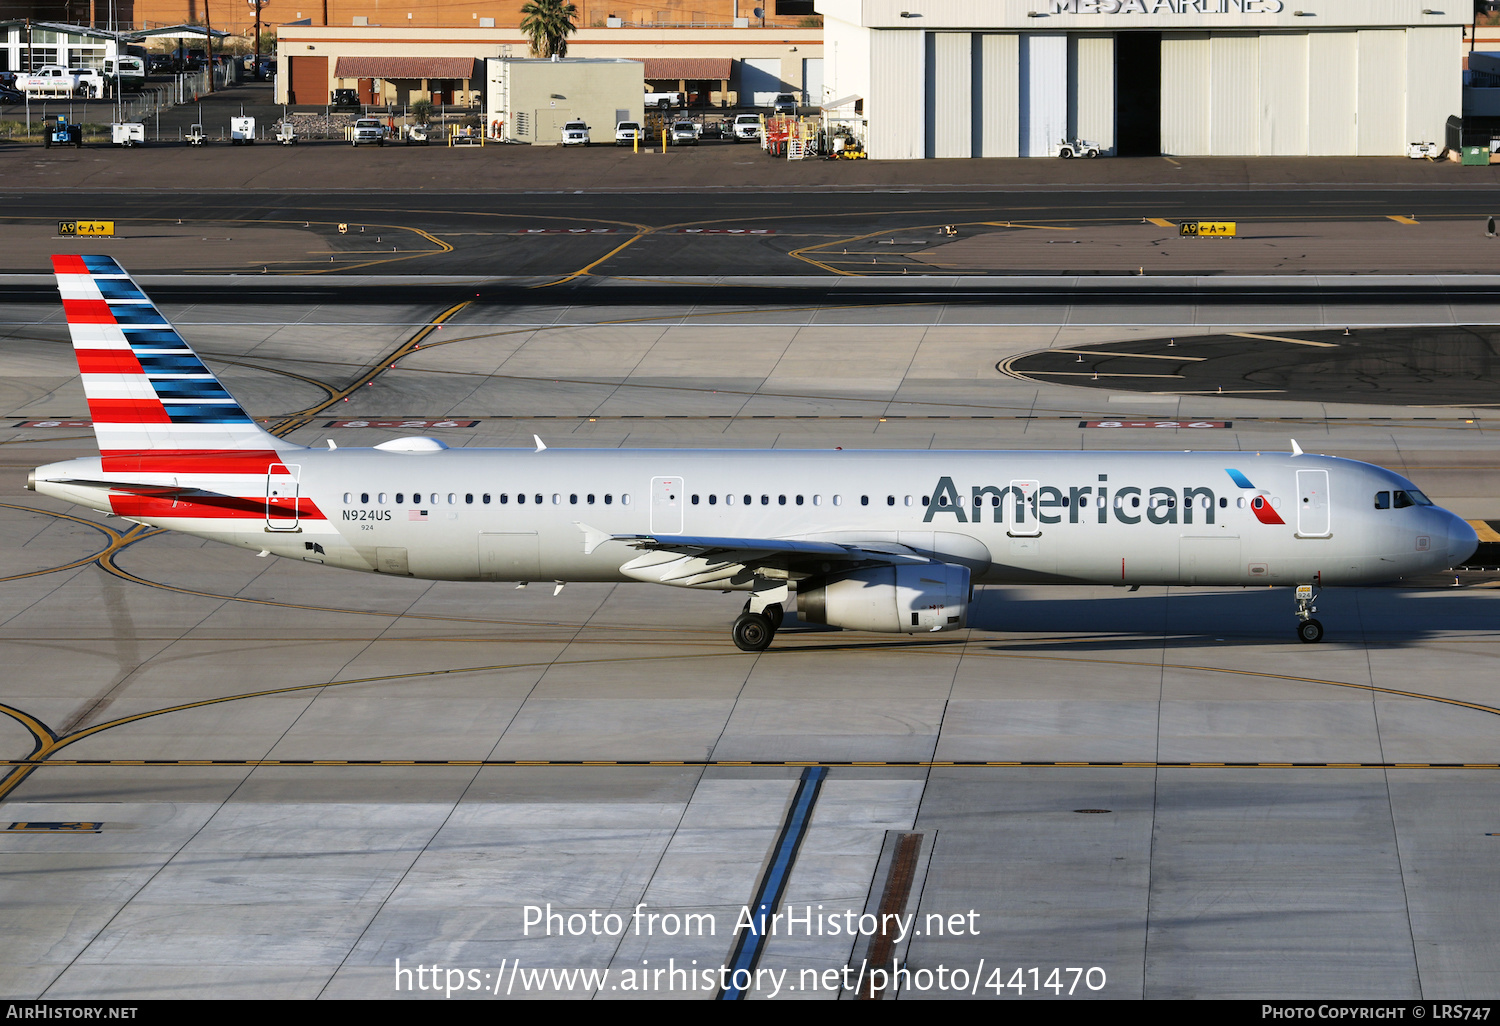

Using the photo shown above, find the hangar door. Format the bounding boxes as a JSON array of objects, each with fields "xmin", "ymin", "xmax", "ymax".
[
  {"xmin": 801, "ymin": 58, "xmax": 823, "ymax": 106},
  {"xmin": 1019, "ymin": 34, "xmax": 1066, "ymax": 157},
  {"xmin": 738, "ymin": 58, "xmax": 784, "ymax": 106}
]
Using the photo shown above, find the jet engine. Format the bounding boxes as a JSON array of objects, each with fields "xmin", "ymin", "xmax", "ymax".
[{"xmin": 797, "ymin": 563, "xmax": 970, "ymax": 634}]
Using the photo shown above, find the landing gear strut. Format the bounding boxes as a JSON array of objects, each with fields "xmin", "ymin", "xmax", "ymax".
[{"xmin": 1295, "ymin": 584, "xmax": 1323, "ymax": 643}]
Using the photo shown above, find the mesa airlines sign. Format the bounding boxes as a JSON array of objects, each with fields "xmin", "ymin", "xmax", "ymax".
[{"xmin": 1050, "ymin": 0, "xmax": 1285, "ymax": 12}]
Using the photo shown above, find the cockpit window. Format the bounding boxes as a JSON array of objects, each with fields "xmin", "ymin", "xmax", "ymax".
[
  {"xmin": 1406, "ymin": 489, "xmax": 1433, "ymax": 506},
  {"xmin": 1374, "ymin": 491, "xmax": 1390, "ymax": 510},
  {"xmin": 1394, "ymin": 490, "xmax": 1414, "ymax": 508}
]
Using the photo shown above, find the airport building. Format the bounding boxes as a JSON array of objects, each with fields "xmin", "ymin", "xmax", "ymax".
[
  {"xmin": 818, "ymin": 0, "xmax": 1466, "ymax": 159},
  {"xmin": 273, "ymin": 24, "xmax": 822, "ymax": 108}
]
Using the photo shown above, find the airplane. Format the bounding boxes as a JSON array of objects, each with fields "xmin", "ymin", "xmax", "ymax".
[{"xmin": 27, "ymin": 255, "xmax": 1480, "ymax": 651}]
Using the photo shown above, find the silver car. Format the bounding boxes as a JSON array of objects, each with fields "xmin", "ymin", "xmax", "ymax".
[{"xmin": 669, "ymin": 121, "xmax": 698, "ymax": 146}]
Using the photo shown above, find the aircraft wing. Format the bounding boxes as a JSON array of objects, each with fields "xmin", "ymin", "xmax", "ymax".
[{"xmin": 579, "ymin": 525, "xmax": 929, "ymax": 586}]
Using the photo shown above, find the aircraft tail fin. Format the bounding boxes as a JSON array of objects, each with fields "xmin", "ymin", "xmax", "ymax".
[{"xmin": 52, "ymin": 254, "xmax": 295, "ymax": 464}]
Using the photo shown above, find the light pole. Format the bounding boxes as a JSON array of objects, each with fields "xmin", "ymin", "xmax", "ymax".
[{"xmin": 248, "ymin": 0, "xmax": 269, "ymax": 79}]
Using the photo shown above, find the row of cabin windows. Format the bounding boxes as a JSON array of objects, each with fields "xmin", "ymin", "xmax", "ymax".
[
  {"xmin": 344, "ymin": 492, "xmax": 633, "ymax": 506},
  {"xmin": 339, "ymin": 491, "xmax": 1264, "ymax": 511}
]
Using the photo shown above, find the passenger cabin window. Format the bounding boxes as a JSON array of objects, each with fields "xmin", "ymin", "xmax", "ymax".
[
  {"xmin": 708, "ymin": 494, "xmax": 717, "ymax": 505},
  {"xmin": 466, "ymin": 494, "xmax": 474, "ymax": 504},
  {"xmin": 483, "ymin": 494, "xmax": 491, "ymax": 504}
]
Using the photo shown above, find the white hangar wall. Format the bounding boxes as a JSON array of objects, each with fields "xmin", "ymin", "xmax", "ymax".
[{"xmin": 818, "ymin": 0, "xmax": 1462, "ymax": 159}]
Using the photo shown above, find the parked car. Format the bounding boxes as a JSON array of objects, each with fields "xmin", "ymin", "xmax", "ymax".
[
  {"xmin": 669, "ymin": 120, "xmax": 699, "ymax": 146},
  {"xmin": 772, "ymin": 92, "xmax": 798, "ymax": 115},
  {"xmin": 614, "ymin": 120, "xmax": 642, "ymax": 146},
  {"xmin": 351, "ymin": 117, "xmax": 384, "ymax": 146},
  {"xmin": 732, "ymin": 113, "xmax": 762, "ymax": 143},
  {"xmin": 561, "ymin": 120, "xmax": 590, "ymax": 146},
  {"xmin": 0, "ymin": 85, "xmax": 23, "ymax": 104},
  {"xmin": 330, "ymin": 88, "xmax": 360, "ymax": 112},
  {"xmin": 402, "ymin": 123, "xmax": 429, "ymax": 145}
]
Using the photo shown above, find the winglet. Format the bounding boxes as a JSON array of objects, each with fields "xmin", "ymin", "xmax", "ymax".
[
  {"xmin": 533, "ymin": 434, "xmax": 547, "ymax": 453},
  {"xmin": 1290, "ymin": 439, "xmax": 1304, "ymax": 456}
]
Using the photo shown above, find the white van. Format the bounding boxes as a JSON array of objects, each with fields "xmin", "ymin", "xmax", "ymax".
[{"xmin": 103, "ymin": 56, "xmax": 146, "ymax": 92}]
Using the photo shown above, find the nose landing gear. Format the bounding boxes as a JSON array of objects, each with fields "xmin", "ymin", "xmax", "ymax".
[{"xmin": 1295, "ymin": 583, "xmax": 1323, "ymax": 643}]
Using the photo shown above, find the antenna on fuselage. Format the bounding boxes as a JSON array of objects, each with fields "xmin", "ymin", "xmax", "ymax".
[
  {"xmin": 533, "ymin": 435, "xmax": 547, "ymax": 452},
  {"xmin": 1290, "ymin": 439, "xmax": 1304, "ymax": 456}
]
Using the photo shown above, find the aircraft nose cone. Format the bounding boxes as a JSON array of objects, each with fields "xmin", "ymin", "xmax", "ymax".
[{"xmin": 1449, "ymin": 515, "xmax": 1479, "ymax": 565}]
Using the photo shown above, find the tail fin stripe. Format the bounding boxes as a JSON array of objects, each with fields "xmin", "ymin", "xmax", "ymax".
[
  {"xmin": 61, "ymin": 299, "xmax": 115, "ymax": 323},
  {"xmin": 75, "ymin": 350, "xmax": 147, "ymax": 375},
  {"xmin": 89, "ymin": 399, "xmax": 175, "ymax": 423}
]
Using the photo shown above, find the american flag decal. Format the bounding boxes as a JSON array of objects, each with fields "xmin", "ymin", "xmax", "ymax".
[{"xmin": 409, "ymin": 509, "xmax": 428, "ymax": 521}]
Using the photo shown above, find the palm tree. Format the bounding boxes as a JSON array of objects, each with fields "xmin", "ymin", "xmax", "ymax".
[{"xmin": 520, "ymin": 0, "xmax": 579, "ymax": 59}]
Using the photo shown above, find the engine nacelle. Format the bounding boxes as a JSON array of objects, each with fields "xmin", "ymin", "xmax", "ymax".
[{"xmin": 797, "ymin": 563, "xmax": 970, "ymax": 634}]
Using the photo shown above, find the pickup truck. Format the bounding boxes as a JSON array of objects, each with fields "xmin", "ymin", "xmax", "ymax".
[
  {"xmin": 643, "ymin": 89, "xmax": 683, "ymax": 110},
  {"xmin": 351, "ymin": 118, "xmax": 384, "ymax": 146},
  {"xmin": 732, "ymin": 113, "xmax": 762, "ymax": 143}
]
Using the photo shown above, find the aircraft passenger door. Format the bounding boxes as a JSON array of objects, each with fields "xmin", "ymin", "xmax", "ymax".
[
  {"xmin": 1296, "ymin": 469, "xmax": 1331, "ymax": 538},
  {"xmin": 651, "ymin": 476, "xmax": 684, "ymax": 535},
  {"xmin": 265, "ymin": 463, "xmax": 301, "ymax": 531},
  {"xmin": 1005, "ymin": 479, "xmax": 1040, "ymax": 537}
]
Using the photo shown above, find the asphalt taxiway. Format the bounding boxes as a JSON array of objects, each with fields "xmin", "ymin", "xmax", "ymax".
[{"xmin": 0, "ymin": 279, "xmax": 1497, "ymax": 999}]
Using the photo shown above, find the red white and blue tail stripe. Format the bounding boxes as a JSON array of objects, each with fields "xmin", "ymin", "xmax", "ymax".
[{"xmin": 53, "ymin": 254, "xmax": 290, "ymax": 460}]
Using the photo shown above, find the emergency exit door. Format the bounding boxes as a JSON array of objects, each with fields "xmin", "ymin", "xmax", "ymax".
[{"xmin": 651, "ymin": 477, "xmax": 684, "ymax": 534}]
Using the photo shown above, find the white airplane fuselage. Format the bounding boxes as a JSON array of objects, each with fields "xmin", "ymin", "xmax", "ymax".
[{"xmin": 33, "ymin": 446, "xmax": 1475, "ymax": 589}]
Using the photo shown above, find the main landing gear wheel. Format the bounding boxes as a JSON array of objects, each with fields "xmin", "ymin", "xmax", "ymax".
[
  {"xmin": 1297, "ymin": 618, "xmax": 1325, "ymax": 644},
  {"xmin": 732, "ymin": 611, "xmax": 774, "ymax": 652}
]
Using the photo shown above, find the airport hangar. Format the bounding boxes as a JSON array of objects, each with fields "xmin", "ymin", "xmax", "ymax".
[{"xmin": 817, "ymin": 0, "xmax": 1465, "ymax": 160}]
